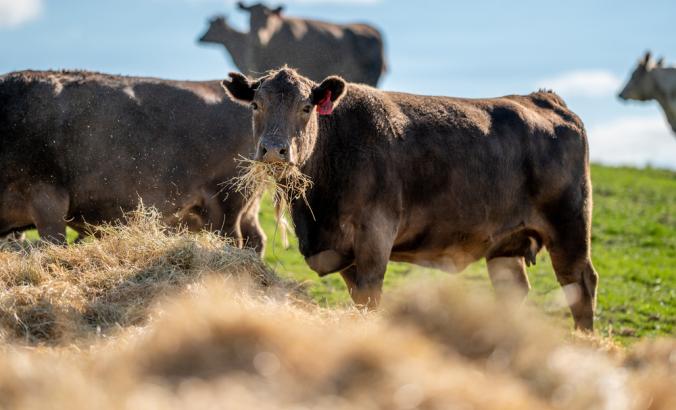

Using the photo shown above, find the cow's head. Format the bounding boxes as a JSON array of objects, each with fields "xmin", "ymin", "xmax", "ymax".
[
  {"xmin": 237, "ymin": 2, "xmax": 283, "ymax": 29},
  {"xmin": 199, "ymin": 15, "xmax": 229, "ymax": 44},
  {"xmin": 619, "ymin": 51, "xmax": 664, "ymax": 101},
  {"xmin": 222, "ymin": 68, "xmax": 346, "ymax": 169}
]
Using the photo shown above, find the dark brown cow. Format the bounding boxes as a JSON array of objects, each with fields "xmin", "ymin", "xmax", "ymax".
[
  {"xmin": 199, "ymin": 3, "xmax": 387, "ymax": 86},
  {"xmin": 0, "ymin": 70, "xmax": 264, "ymax": 251},
  {"xmin": 223, "ymin": 67, "xmax": 599, "ymax": 330}
]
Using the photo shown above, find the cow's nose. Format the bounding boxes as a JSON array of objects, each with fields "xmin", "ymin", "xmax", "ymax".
[{"xmin": 258, "ymin": 140, "xmax": 290, "ymax": 163}]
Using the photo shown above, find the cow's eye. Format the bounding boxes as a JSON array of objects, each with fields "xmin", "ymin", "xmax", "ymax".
[
  {"xmin": 251, "ymin": 102, "xmax": 259, "ymax": 110},
  {"xmin": 302, "ymin": 104, "xmax": 312, "ymax": 113}
]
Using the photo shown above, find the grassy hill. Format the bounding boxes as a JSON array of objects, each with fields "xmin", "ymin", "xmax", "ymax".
[{"xmin": 260, "ymin": 165, "xmax": 676, "ymax": 344}]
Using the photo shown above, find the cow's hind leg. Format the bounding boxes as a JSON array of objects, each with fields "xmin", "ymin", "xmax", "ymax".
[
  {"xmin": 486, "ymin": 256, "xmax": 530, "ymax": 301},
  {"xmin": 544, "ymin": 193, "xmax": 599, "ymax": 331},
  {"xmin": 548, "ymin": 245, "xmax": 598, "ymax": 331}
]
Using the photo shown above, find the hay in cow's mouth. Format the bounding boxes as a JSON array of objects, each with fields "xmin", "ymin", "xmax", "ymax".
[{"xmin": 229, "ymin": 156, "xmax": 314, "ymax": 218}]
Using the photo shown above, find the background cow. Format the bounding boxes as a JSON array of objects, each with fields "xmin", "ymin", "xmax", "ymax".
[
  {"xmin": 223, "ymin": 67, "xmax": 599, "ymax": 330},
  {"xmin": 199, "ymin": 2, "xmax": 387, "ymax": 86},
  {"xmin": 619, "ymin": 51, "xmax": 676, "ymax": 135},
  {"xmin": 0, "ymin": 70, "xmax": 265, "ymax": 251}
]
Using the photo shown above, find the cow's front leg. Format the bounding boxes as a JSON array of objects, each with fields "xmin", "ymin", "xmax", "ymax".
[
  {"xmin": 340, "ymin": 265, "xmax": 384, "ymax": 308},
  {"xmin": 28, "ymin": 184, "xmax": 69, "ymax": 244},
  {"xmin": 341, "ymin": 211, "xmax": 396, "ymax": 309}
]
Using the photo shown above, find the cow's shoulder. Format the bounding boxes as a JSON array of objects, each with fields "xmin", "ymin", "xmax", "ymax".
[{"xmin": 335, "ymin": 84, "xmax": 410, "ymax": 140}]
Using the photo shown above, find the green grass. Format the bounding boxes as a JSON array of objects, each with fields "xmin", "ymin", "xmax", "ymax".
[{"xmin": 261, "ymin": 164, "xmax": 676, "ymax": 344}]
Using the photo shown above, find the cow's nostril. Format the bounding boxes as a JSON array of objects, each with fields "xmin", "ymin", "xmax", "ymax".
[{"xmin": 279, "ymin": 148, "xmax": 287, "ymax": 156}]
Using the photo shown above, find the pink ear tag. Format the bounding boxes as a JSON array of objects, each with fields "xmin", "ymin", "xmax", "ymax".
[{"xmin": 316, "ymin": 90, "xmax": 333, "ymax": 115}]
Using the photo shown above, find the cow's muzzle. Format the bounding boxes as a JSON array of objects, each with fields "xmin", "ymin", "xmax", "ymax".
[{"xmin": 257, "ymin": 138, "xmax": 291, "ymax": 164}]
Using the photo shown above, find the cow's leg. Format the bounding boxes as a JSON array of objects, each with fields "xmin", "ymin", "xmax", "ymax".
[
  {"xmin": 200, "ymin": 189, "xmax": 245, "ymax": 248},
  {"xmin": 544, "ymin": 194, "xmax": 599, "ymax": 331},
  {"xmin": 239, "ymin": 198, "xmax": 266, "ymax": 255},
  {"xmin": 486, "ymin": 256, "xmax": 530, "ymax": 301},
  {"xmin": 28, "ymin": 184, "xmax": 69, "ymax": 244},
  {"xmin": 548, "ymin": 245, "xmax": 598, "ymax": 331},
  {"xmin": 341, "ymin": 211, "xmax": 395, "ymax": 309}
]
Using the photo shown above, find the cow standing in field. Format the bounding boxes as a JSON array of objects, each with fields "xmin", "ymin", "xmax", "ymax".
[
  {"xmin": 223, "ymin": 67, "xmax": 599, "ymax": 330},
  {"xmin": 199, "ymin": 2, "xmax": 387, "ymax": 86},
  {"xmin": 619, "ymin": 51, "xmax": 676, "ymax": 135},
  {"xmin": 0, "ymin": 70, "xmax": 265, "ymax": 251}
]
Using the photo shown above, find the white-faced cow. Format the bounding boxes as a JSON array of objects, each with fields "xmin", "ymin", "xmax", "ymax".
[
  {"xmin": 223, "ymin": 67, "xmax": 600, "ymax": 330},
  {"xmin": 619, "ymin": 51, "xmax": 676, "ymax": 135},
  {"xmin": 0, "ymin": 70, "xmax": 265, "ymax": 251},
  {"xmin": 199, "ymin": 3, "xmax": 387, "ymax": 86}
]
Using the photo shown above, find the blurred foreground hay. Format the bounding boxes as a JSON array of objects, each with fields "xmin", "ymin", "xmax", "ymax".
[{"xmin": 0, "ymin": 211, "xmax": 674, "ymax": 410}]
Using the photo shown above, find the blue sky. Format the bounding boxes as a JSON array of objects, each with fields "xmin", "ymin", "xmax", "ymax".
[{"xmin": 2, "ymin": 0, "xmax": 675, "ymax": 168}]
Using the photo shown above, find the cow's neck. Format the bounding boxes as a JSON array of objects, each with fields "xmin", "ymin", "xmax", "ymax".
[
  {"xmin": 653, "ymin": 91, "xmax": 676, "ymax": 133},
  {"xmin": 649, "ymin": 70, "xmax": 676, "ymax": 133},
  {"xmin": 290, "ymin": 117, "xmax": 345, "ymax": 256},
  {"xmin": 219, "ymin": 28, "xmax": 250, "ymax": 73},
  {"xmin": 291, "ymin": 86, "xmax": 390, "ymax": 256}
]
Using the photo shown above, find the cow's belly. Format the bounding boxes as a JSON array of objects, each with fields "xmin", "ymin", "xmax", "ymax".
[{"xmin": 390, "ymin": 244, "xmax": 486, "ymax": 274}]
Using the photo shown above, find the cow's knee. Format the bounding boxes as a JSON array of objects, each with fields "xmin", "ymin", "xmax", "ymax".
[{"xmin": 487, "ymin": 256, "xmax": 530, "ymax": 302}]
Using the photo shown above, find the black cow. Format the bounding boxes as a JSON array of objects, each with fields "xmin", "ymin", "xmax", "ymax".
[
  {"xmin": 223, "ymin": 67, "xmax": 599, "ymax": 330},
  {"xmin": 0, "ymin": 70, "xmax": 264, "ymax": 252}
]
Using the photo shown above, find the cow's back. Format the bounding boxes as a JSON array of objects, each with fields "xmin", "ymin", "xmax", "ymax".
[
  {"xmin": 254, "ymin": 18, "xmax": 385, "ymax": 86},
  {"xmin": 388, "ymin": 89, "xmax": 588, "ymax": 224}
]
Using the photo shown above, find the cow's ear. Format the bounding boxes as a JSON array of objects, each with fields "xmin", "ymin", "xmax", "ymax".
[
  {"xmin": 656, "ymin": 57, "xmax": 664, "ymax": 67},
  {"xmin": 237, "ymin": 2, "xmax": 251, "ymax": 12},
  {"xmin": 272, "ymin": 6, "xmax": 284, "ymax": 15},
  {"xmin": 310, "ymin": 76, "xmax": 346, "ymax": 115},
  {"xmin": 222, "ymin": 72, "xmax": 258, "ymax": 103},
  {"xmin": 641, "ymin": 51, "xmax": 652, "ymax": 66}
]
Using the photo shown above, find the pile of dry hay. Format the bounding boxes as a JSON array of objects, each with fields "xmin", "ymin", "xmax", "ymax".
[
  {"xmin": 0, "ymin": 211, "xmax": 674, "ymax": 410},
  {"xmin": 0, "ymin": 208, "xmax": 299, "ymax": 344}
]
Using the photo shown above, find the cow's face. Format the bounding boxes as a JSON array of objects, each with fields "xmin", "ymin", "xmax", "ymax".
[
  {"xmin": 237, "ymin": 2, "xmax": 283, "ymax": 30},
  {"xmin": 199, "ymin": 16, "xmax": 227, "ymax": 44},
  {"xmin": 223, "ymin": 68, "xmax": 346, "ymax": 169},
  {"xmin": 619, "ymin": 52, "xmax": 660, "ymax": 101}
]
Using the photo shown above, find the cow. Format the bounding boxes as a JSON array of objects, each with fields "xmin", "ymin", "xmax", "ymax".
[
  {"xmin": 222, "ymin": 67, "xmax": 600, "ymax": 330},
  {"xmin": 619, "ymin": 51, "xmax": 676, "ymax": 135},
  {"xmin": 0, "ymin": 70, "xmax": 265, "ymax": 252},
  {"xmin": 199, "ymin": 3, "xmax": 387, "ymax": 86}
]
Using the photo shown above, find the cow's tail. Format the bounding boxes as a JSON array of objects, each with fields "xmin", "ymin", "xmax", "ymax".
[{"xmin": 274, "ymin": 201, "xmax": 291, "ymax": 249}]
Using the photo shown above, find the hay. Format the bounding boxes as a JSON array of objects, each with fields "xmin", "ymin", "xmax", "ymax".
[
  {"xmin": 0, "ymin": 278, "xmax": 674, "ymax": 410},
  {"xmin": 0, "ymin": 207, "xmax": 299, "ymax": 344},
  {"xmin": 229, "ymin": 156, "xmax": 314, "ymax": 219},
  {"xmin": 0, "ymin": 212, "xmax": 674, "ymax": 409}
]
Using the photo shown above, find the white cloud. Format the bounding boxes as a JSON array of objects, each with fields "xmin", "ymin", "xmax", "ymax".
[
  {"xmin": 0, "ymin": 0, "xmax": 43, "ymax": 29},
  {"xmin": 588, "ymin": 115, "xmax": 676, "ymax": 170},
  {"xmin": 536, "ymin": 70, "xmax": 623, "ymax": 98}
]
